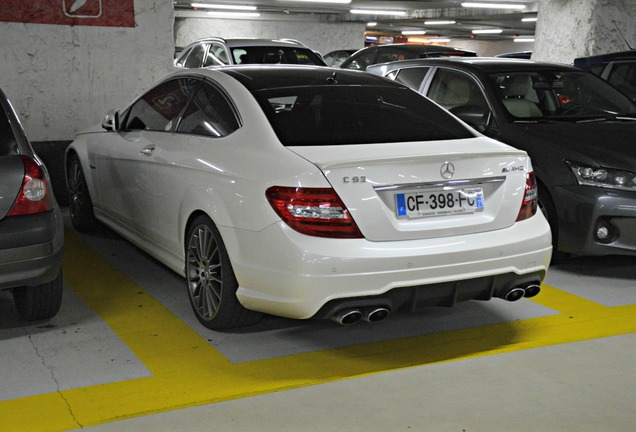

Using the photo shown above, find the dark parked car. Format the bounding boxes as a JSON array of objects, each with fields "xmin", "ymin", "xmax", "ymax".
[
  {"xmin": 574, "ymin": 50, "xmax": 636, "ymax": 101},
  {"xmin": 340, "ymin": 43, "xmax": 477, "ymax": 71},
  {"xmin": 0, "ymin": 87, "xmax": 63, "ymax": 320},
  {"xmin": 174, "ymin": 37, "xmax": 326, "ymax": 68},
  {"xmin": 368, "ymin": 58, "xmax": 636, "ymax": 257}
]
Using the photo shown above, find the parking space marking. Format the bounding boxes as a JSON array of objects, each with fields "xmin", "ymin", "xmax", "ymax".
[{"xmin": 1, "ymin": 229, "xmax": 635, "ymax": 431}]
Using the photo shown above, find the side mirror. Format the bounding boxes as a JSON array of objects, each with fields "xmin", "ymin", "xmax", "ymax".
[
  {"xmin": 450, "ymin": 105, "xmax": 491, "ymax": 132},
  {"xmin": 102, "ymin": 109, "xmax": 120, "ymax": 131}
]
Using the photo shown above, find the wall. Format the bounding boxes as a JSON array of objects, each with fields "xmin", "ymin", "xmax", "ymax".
[
  {"xmin": 0, "ymin": 1, "xmax": 175, "ymax": 142},
  {"xmin": 449, "ymin": 39, "xmax": 535, "ymax": 57},
  {"xmin": 534, "ymin": 0, "xmax": 636, "ymax": 63},
  {"xmin": 174, "ymin": 18, "xmax": 366, "ymax": 59}
]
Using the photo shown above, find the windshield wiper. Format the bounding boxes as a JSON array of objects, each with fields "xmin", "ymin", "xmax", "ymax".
[{"xmin": 576, "ymin": 115, "xmax": 636, "ymax": 123}]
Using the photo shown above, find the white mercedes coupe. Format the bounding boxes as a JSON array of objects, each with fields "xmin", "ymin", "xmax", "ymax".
[{"xmin": 66, "ymin": 66, "xmax": 552, "ymax": 329}]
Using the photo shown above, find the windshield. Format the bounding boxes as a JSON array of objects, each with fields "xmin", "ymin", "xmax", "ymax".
[
  {"xmin": 490, "ymin": 71, "xmax": 636, "ymax": 120},
  {"xmin": 253, "ymin": 85, "xmax": 475, "ymax": 146},
  {"xmin": 231, "ymin": 46, "xmax": 324, "ymax": 66}
]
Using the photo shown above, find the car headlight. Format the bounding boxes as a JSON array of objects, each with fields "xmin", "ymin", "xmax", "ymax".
[{"xmin": 566, "ymin": 161, "xmax": 636, "ymax": 191}]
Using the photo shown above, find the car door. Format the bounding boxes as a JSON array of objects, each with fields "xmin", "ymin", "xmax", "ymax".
[
  {"xmin": 93, "ymin": 77, "xmax": 199, "ymax": 239},
  {"xmin": 134, "ymin": 79, "xmax": 241, "ymax": 257}
]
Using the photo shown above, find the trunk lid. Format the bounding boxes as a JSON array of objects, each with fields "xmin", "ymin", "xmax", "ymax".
[{"xmin": 289, "ymin": 137, "xmax": 531, "ymax": 241}]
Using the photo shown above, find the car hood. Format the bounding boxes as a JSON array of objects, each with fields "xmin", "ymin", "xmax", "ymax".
[{"xmin": 506, "ymin": 120, "xmax": 636, "ymax": 168}]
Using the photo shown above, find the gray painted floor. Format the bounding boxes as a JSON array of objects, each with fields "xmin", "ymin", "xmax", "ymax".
[{"xmin": 1, "ymin": 214, "xmax": 635, "ymax": 431}]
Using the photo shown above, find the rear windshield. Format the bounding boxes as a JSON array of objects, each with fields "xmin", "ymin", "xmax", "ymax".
[{"xmin": 253, "ymin": 85, "xmax": 475, "ymax": 146}]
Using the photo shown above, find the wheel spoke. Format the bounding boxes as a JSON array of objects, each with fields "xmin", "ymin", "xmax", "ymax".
[{"xmin": 186, "ymin": 223, "xmax": 224, "ymax": 321}]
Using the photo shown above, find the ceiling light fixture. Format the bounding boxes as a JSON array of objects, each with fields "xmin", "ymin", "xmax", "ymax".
[
  {"xmin": 350, "ymin": 9, "xmax": 407, "ymax": 16},
  {"xmin": 286, "ymin": 0, "xmax": 351, "ymax": 3},
  {"xmin": 402, "ymin": 30, "xmax": 427, "ymax": 35},
  {"xmin": 191, "ymin": 3, "xmax": 257, "ymax": 10},
  {"xmin": 461, "ymin": 2, "xmax": 526, "ymax": 10},
  {"xmin": 472, "ymin": 28, "xmax": 503, "ymax": 34},
  {"xmin": 522, "ymin": 17, "xmax": 538, "ymax": 22},
  {"xmin": 206, "ymin": 11, "xmax": 261, "ymax": 17},
  {"xmin": 367, "ymin": 21, "xmax": 378, "ymax": 27},
  {"xmin": 424, "ymin": 20, "xmax": 456, "ymax": 25},
  {"xmin": 514, "ymin": 37, "xmax": 535, "ymax": 42}
]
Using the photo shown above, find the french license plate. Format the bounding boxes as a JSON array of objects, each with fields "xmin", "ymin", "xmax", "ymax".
[{"xmin": 395, "ymin": 187, "xmax": 484, "ymax": 219}]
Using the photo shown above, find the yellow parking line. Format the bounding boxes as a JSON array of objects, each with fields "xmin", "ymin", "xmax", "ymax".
[{"xmin": 1, "ymin": 230, "xmax": 635, "ymax": 431}]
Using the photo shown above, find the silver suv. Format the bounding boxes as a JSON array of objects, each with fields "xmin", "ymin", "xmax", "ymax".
[{"xmin": 174, "ymin": 37, "xmax": 326, "ymax": 68}]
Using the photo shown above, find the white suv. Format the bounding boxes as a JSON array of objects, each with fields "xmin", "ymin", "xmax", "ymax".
[{"xmin": 174, "ymin": 37, "xmax": 326, "ymax": 68}]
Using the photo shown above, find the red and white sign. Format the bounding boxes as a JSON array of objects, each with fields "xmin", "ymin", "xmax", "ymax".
[{"xmin": 0, "ymin": 0, "xmax": 135, "ymax": 27}]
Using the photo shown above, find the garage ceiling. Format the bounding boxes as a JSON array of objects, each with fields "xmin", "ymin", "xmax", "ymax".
[{"xmin": 173, "ymin": 0, "xmax": 539, "ymax": 41}]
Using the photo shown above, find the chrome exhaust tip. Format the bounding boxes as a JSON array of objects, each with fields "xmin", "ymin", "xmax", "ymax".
[
  {"xmin": 363, "ymin": 307, "xmax": 390, "ymax": 323},
  {"xmin": 523, "ymin": 284, "xmax": 541, "ymax": 298},
  {"xmin": 331, "ymin": 309, "xmax": 363, "ymax": 326},
  {"xmin": 504, "ymin": 287, "xmax": 526, "ymax": 302}
]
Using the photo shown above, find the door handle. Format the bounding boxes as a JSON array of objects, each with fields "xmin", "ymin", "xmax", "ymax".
[{"xmin": 139, "ymin": 146, "xmax": 155, "ymax": 156}]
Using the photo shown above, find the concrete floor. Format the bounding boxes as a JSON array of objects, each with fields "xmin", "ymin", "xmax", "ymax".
[{"xmin": 1, "ymin": 213, "xmax": 635, "ymax": 431}]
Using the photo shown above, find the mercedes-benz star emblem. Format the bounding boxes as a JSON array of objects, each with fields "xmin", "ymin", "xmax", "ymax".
[{"xmin": 440, "ymin": 161, "xmax": 455, "ymax": 179}]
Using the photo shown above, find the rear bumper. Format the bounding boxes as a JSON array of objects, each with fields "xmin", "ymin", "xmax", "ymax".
[
  {"xmin": 222, "ymin": 211, "xmax": 552, "ymax": 319},
  {"xmin": 0, "ymin": 209, "xmax": 64, "ymax": 290}
]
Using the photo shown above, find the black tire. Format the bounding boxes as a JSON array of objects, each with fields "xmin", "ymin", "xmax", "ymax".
[
  {"xmin": 185, "ymin": 215, "xmax": 261, "ymax": 329},
  {"xmin": 538, "ymin": 184, "xmax": 568, "ymax": 262},
  {"xmin": 13, "ymin": 271, "xmax": 63, "ymax": 321},
  {"xmin": 67, "ymin": 153, "xmax": 98, "ymax": 232}
]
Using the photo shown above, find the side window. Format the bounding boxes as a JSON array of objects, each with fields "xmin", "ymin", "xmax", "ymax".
[
  {"xmin": 427, "ymin": 68, "xmax": 488, "ymax": 111},
  {"xmin": 342, "ymin": 49, "xmax": 376, "ymax": 70},
  {"xmin": 123, "ymin": 78, "xmax": 199, "ymax": 132},
  {"xmin": 184, "ymin": 43, "xmax": 206, "ymax": 68},
  {"xmin": 607, "ymin": 63, "xmax": 636, "ymax": 100},
  {"xmin": 177, "ymin": 81, "xmax": 240, "ymax": 137},
  {"xmin": 204, "ymin": 43, "xmax": 229, "ymax": 66},
  {"xmin": 394, "ymin": 67, "xmax": 430, "ymax": 91},
  {"xmin": 175, "ymin": 47, "xmax": 191, "ymax": 67}
]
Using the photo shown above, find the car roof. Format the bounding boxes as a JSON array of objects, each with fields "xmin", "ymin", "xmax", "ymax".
[
  {"xmin": 185, "ymin": 37, "xmax": 310, "ymax": 49},
  {"xmin": 222, "ymin": 65, "xmax": 397, "ymax": 90},
  {"xmin": 573, "ymin": 50, "xmax": 636, "ymax": 69},
  {"xmin": 188, "ymin": 65, "xmax": 400, "ymax": 91},
  {"xmin": 367, "ymin": 57, "xmax": 582, "ymax": 75},
  {"xmin": 356, "ymin": 43, "xmax": 477, "ymax": 55}
]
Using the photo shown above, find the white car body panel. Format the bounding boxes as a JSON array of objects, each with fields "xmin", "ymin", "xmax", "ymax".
[
  {"xmin": 289, "ymin": 138, "xmax": 530, "ymax": 241},
  {"xmin": 66, "ymin": 66, "xmax": 552, "ymax": 323}
]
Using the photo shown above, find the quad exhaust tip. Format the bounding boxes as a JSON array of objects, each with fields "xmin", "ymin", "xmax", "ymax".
[
  {"xmin": 503, "ymin": 283, "xmax": 542, "ymax": 302},
  {"xmin": 331, "ymin": 309, "xmax": 363, "ymax": 326},
  {"xmin": 331, "ymin": 306, "xmax": 390, "ymax": 325},
  {"xmin": 363, "ymin": 307, "xmax": 390, "ymax": 323}
]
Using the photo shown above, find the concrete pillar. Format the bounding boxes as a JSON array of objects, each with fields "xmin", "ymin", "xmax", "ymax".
[{"xmin": 534, "ymin": 0, "xmax": 636, "ymax": 64}]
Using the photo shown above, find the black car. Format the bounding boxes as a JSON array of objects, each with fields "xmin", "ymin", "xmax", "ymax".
[
  {"xmin": 367, "ymin": 58, "xmax": 636, "ymax": 257},
  {"xmin": 0, "ymin": 87, "xmax": 64, "ymax": 320},
  {"xmin": 573, "ymin": 50, "xmax": 636, "ymax": 101},
  {"xmin": 340, "ymin": 44, "xmax": 477, "ymax": 71}
]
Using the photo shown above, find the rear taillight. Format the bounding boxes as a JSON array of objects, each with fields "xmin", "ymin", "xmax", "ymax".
[
  {"xmin": 8, "ymin": 156, "xmax": 53, "ymax": 217},
  {"xmin": 516, "ymin": 171, "xmax": 538, "ymax": 222},
  {"xmin": 266, "ymin": 186, "xmax": 363, "ymax": 238}
]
